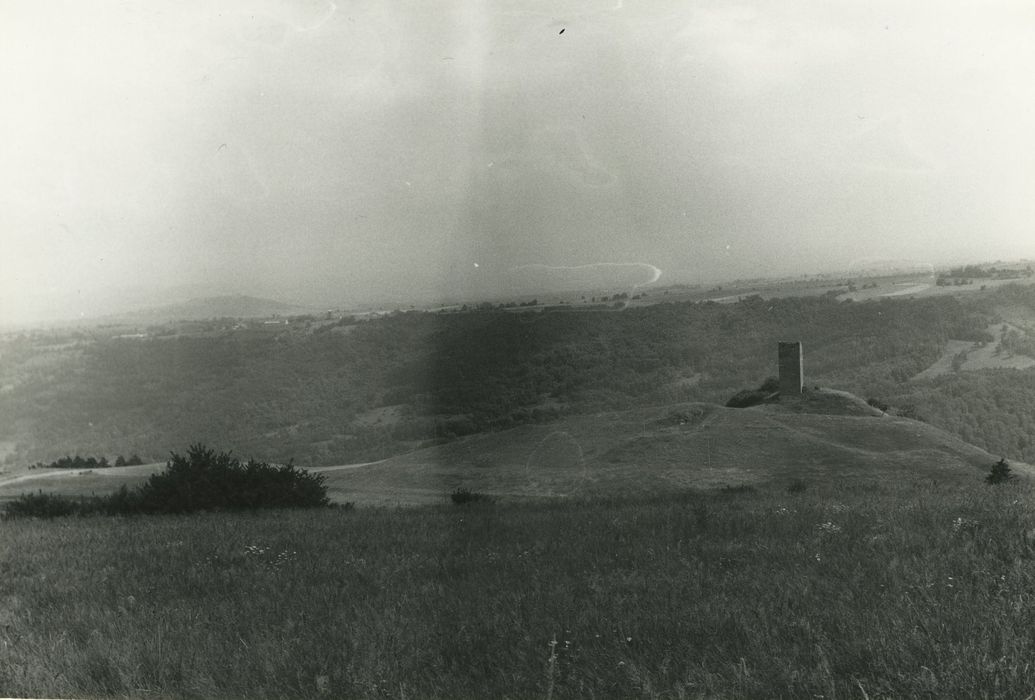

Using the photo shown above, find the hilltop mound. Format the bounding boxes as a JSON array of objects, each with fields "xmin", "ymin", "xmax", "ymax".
[
  {"xmin": 316, "ymin": 390, "xmax": 1024, "ymax": 504},
  {"xmin": 762, "ymin": 387, "xmax": 886, "ymax": 416}
]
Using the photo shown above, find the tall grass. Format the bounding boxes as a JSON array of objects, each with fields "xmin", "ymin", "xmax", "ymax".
[{"xmin": 2, "ymin": 478, "xmax": 1035, "ymax": 697}]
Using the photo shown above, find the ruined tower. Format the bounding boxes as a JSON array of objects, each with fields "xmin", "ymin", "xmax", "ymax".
[{"xmin": 778, "ymin": 341, "xmax": 803, "ymax": 397}]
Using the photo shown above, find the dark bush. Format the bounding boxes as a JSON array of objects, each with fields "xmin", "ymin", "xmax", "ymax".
[
  {"xmin": 726, "ymin": 378, "xmax": 781, "ymax": 408},
  {"xmin": 867, "ymin": 398, "xmax": 889, "ymax": 413},
  {"xmin": 786, "ymin": 478, "xmax": 808, "ymax": 493},
  {"xmin": 114, "ymin": 454, "xmax": 145, "ymax": 467},
  {"xmin": 451, "ymin": 487, "xmax": 489, "ymax": 505},
  {"xmin": 102, "ymin": 485, "xmax": 142, "ymax": 514},
  {"xmin": 986, "ymin": 458, "xmax": 1015, "ymax": 485},
  {"xmin": 6, "ymin": 445, "xmax": 331, "ymax": 518},
  {"xmin": 5, "ymin": 492, "xmax": 85, "ymax": 518},
  {"xmin": 133, "ymin": 444, "xmax": 330, "ymax": 513},
  {"xmin": 726, "ymin": 390, "xmax": 768, "ymax": 408}
]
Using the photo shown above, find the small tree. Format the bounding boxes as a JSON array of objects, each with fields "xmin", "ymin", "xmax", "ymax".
[{"xmin": 986, "ymin": 457, "xmax": 1015, "ymax": 485}]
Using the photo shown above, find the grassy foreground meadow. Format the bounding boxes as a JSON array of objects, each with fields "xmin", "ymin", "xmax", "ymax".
[{"xmin": 4, "ymin": 478, "xmax": 1035, "ymax": 698}]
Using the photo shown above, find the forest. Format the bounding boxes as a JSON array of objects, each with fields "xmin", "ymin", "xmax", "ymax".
[{"xmin": 2, "ymin": 284, "xmax": 1034, "ymax": 468}]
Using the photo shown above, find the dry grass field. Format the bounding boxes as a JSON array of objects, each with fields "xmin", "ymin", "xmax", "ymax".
[{"xmin": 4, "ymin": 475, "xmax": 1035, "ymax": 698}]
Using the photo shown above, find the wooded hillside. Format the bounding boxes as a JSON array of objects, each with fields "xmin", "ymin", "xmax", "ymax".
[{"xmin": 2, "ymin": 286, "xmax": 1033, "ymax": 467}]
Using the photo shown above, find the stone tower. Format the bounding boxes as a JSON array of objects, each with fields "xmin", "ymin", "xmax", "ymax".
[{"xmin": 778, "ymin": 341, "xmax": 803, "ymax": 397}]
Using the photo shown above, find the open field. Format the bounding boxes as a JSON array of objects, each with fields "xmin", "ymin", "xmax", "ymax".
[
  {"xmin": 4, "ymin": 478, "xmax": 1035, "ymax": 698},
  {"xmin": 913, "ymin": 323, "xmax": 1035, "ymax": 380}
]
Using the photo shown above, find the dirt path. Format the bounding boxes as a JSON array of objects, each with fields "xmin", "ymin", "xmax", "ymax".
[
  {"xmin": 0, "ymin": 459, "xmax": 388, "ymax": 492},
  {"xmin": 0, "ymin": 469, "xmax": 93, "ymax": 489},
  {"xmin": 308, "ymin": 460, "xmax": 387, "ymax": 473}
]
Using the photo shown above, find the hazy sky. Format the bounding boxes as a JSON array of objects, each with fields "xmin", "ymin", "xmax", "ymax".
[{"xmin": 3, "ymin": 1, "xmax": 1035, "ymax": 323}]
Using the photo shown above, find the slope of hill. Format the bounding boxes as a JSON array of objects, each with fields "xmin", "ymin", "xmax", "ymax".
[
  {"xmin": 313, "ymin": 389, "xmax": 1022, "ymax": 505},
  {"xmin": 106, "ymin": 294, "xmax": 316, "ymax": 323}
]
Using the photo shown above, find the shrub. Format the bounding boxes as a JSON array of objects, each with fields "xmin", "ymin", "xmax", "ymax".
[
  {"xmin": 725, "ymin": 390, "xmax": 769, "ymax": 408},
  {"xmin": 986, "ymin": 458, "xmax": 1015, "ymax": 485},
  {"xmin": 867, "ymin": 398, "xmax": 889, "ymax": 413},
  {"xmin": 4, "ymin": 492, "xmax": 85, "ymax": 518},
  {"xmin": 6, "ymin": 445, "xmax": 332, "ymax": 518},
  {"xmin": 451, "ymin": 487, "xmax": 489, "ymax": 505},
  {"xmin": 102, "ymin": 485, "xmax": 142, "ymax": 515},
  {"xmin": 726, "ymin": 378, "xmax": 780, "ymax": 408},
  {"xmin": 720, "ymin": 484, "xmax": 757, "ymax": 494},
  {"xmin": 113, "ymin": 454, "xmax": 145, "ymax": 467},
  {"xmin": 133, "ymin": 444, "xmax": 330, "ymax": 513}
]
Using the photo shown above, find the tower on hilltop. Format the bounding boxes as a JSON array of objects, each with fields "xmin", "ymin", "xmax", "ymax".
[{"xmin": 778, "ymin": 341, "xmax": 803, "ymax": 398}]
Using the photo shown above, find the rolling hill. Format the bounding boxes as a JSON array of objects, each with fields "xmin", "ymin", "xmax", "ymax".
[
  {"xmin": 104, "ymin": 294, "xmax": 317, "ymax": 323},
  {"xmin": 317, "ymin": 388, "xmax": 1024, "ymax": 504},
  {"xmin": 1, "ymin": 389, "xmax": 1021, "ymax": 507}
]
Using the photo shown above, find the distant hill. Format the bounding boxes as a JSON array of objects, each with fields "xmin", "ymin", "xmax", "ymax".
[{"xmin": 106, "ymin": 294, "xmax": 317, "ymax": 323}]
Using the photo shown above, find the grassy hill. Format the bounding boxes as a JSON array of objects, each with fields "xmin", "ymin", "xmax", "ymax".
[
  {"xmin": 321, "ymin": 389, "xmax": 1020, "ymax": 505},
  {"xmin": 3, "ymin": 389, "xmax": 1018, "ymax": 506}
]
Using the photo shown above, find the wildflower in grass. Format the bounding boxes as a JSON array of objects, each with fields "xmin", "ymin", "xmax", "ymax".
[
  {"xmin": 816, "ymin": 521, "xmax": 842, "ymax": 534},
  {"xmin": 774, "ymin": 506, "xmax": 791, "ymax": 516},
  {"xmin": 952, "ymin": 516, "xmax": 979, "ymax": 534},
  {"xmin": 270, "ymin": 550, "xmax": 297, "ymax": 570},
  {"xmin": 545, "ymin": 636, "xmax": 559, "ymax": 699},
  {"xmin": 315, "ymin": 675, "xmax": 330, "ymax": 696}
]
